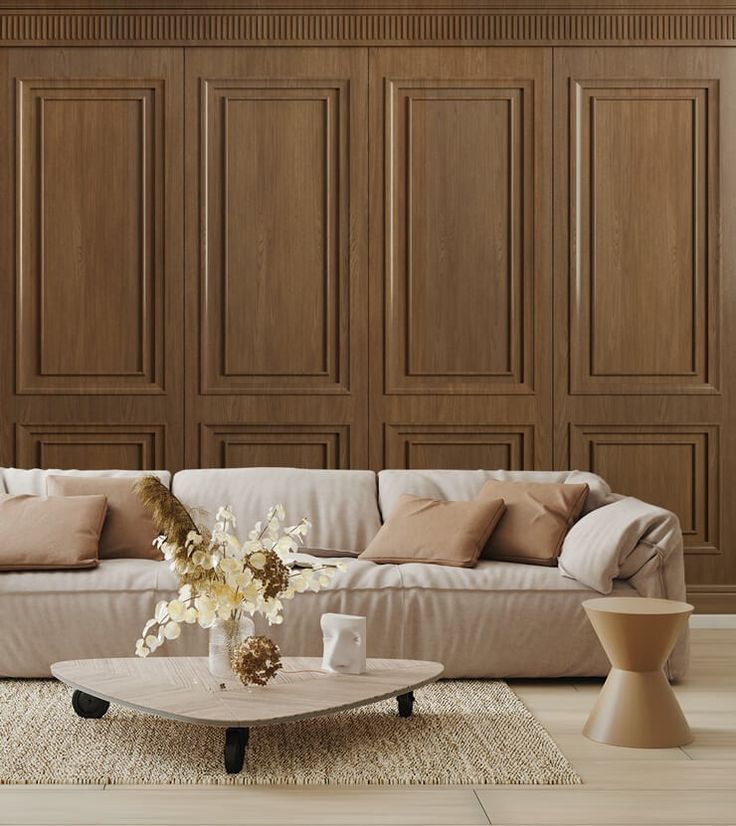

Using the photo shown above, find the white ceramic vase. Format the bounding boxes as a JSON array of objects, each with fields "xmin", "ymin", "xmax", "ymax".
[{"xmin": 208, "ymin": 615, "xmax": 255, "ymax": 679}]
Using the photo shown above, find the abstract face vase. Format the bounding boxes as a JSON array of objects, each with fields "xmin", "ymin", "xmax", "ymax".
[{"xmin": 320, "ymin": 613, "xmax": 367, "ymax": 674}]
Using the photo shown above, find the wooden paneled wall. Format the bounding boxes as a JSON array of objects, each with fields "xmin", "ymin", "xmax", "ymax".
[{"xmin": 0, "ymin": 2, "xmax": 735, "ymax": 610}]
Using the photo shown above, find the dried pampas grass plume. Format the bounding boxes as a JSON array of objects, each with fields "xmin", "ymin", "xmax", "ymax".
[{"xmin": 134, "ymin": 475, "xmax": 198, "ymax": 547}]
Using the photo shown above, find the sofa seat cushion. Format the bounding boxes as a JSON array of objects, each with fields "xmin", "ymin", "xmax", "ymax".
[
  {"xmin": 262, "ymin": 558, "xmax": 639, "ymax": 679},
  {"xmin": 0, "ymin": 560, "xmax": 205, "ymax": 677},
  {"xmin": 0, "ymin": 555, "xmax": 642, "ymax": 680}
]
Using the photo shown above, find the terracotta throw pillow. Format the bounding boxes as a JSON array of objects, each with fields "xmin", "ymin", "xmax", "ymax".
[
  {"xmin": 476, "ymin": 480, "xmax": 589, "ymax": 566},
  {"xmin": 0, "ymin": 493, "xmax": 107, "ymax": 570},
  {"xmin": 359, "ymin": 494, "xmax": 506, "ymax": 568},
  {"xmin": 46, "ymin": 476, "xmax": 162, "ymax": 560}
]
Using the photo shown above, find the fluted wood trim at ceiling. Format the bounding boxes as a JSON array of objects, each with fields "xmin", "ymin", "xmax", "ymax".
[{"xmin": 3, "ymin": 10, "xmax": 736, "ymax": 44}]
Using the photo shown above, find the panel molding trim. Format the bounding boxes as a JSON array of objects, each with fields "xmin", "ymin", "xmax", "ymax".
[
  {"xmin": 15, "ymin": 423, "xmax": 165, "ymax": 469},
  {"xmin": 570, "ymin": 424, "xmax": 720, "ymax": 555},
  {"xmin": 384, "ymin": 78, "xmax": 534, "ymax": 396},
  {"xmin": 200, "ymin": 424, "xmax": 350, "ymax": 469},
  {"xmin": 568, "ymin": 78, "xmax": 719, "ymax": 396},
  {"xmin": 384, "ymin": 424, "xmax": 534, "ymax": 470},
  {"xmin": 3, "ymin": 10, "xmax": 736, "ymax": 45},
  {"xmin": 16, "ymin": 78, "xmax": 165, "ymax": 395},
  {"xmin": 199, "ymin": 79, "xmax": 350, "ymax": 395}
]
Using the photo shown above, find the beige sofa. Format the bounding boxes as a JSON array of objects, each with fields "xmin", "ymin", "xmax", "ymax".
[{"xmin": 0, "ymin": 467, "xmax": 689, "ymax": 680}]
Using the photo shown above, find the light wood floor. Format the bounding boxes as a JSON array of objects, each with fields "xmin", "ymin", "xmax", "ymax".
[{"xmin": 1, "ymin": 628, "xmax": 734, "ymax": 826}]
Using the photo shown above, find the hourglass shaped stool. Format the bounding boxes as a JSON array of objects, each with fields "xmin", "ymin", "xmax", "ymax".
[{"xmin": 582, "ymin": 597, "xmax": 693, "ymax": 748}]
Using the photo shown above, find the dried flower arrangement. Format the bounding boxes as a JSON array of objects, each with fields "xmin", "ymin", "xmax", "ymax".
[
  {"xmin": 132, "ymin": 476, "xmax": 344, "ymax": 683},
  {"xmin": 230, "ymin": 636, "xmax": 283, "ymax": 686}
]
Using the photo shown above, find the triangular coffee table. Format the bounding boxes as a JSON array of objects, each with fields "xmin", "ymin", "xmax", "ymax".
[{"xmin": 52, "ymin": 657, "xmax": 444, "ymax": 773}]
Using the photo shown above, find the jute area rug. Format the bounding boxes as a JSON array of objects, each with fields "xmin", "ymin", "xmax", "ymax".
[{"xmin": 0, "ymin": 679, "xmax": 580, "ymax": 786}]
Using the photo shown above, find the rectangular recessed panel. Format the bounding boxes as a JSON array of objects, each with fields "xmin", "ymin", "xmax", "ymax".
[
  {"xmin": 385, "ymin": 80, "xmax": 532, "ymax": 395},
  {"xmin": 201, "ymin": 424, "xmax": 348, "ymax": 469},
  {"xmin": 592, "ymin": 98, "xmax": 695, "ymax": 376},
  {"xmin": 409, "ymin": 440, "xmax": 513, "ymax": 470},
  {"xmin": 224, "ymin": 441, "xmax": 329, "ymax": 469},
  {"xmin": 15, "ymin": 425, "xmax": 162, "ymax": 470},
  {"xmin": 224, "ymin": 97, "xmax": 329, "ymax": 377},
  {"xmin": 569, "ymin": 80, "xmax": 717, "ymax": 394},
  {"xmin": 385, "ymin": 425, "xmax": 532, "ymax": 470},
  {"xmin": 200, "ymin": 80, "xmax": 348, "ymax": 394},
  {"xmin": 408, "ymin": 96, "xmax": 513, "ymax": 376},
  {"xmin": 41, "ymin": 98, "xmax": 144, "ymax": 376},
  {"xmin": 570, "ymin": 425, "xmax": 718, "ymax": 554},
  {"xmin": 16, "ymin": 80, "xmax": 163, "ymax": 394}
]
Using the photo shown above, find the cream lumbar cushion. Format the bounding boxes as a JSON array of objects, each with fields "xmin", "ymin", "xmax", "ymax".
[
  {"xmin": 359, "ymin": 494, "xmax": 506, "ymax": 568},
  {"xmin": 476, "ymin": 480, "xmax": 589, "ymax": 566},
  {"xmin": 0, "ymin": 493, "xmax": 107, "ymax": 570},
  {"xmin": 46, "ymin": 476, "xmax": 162, "ymax": 561}
]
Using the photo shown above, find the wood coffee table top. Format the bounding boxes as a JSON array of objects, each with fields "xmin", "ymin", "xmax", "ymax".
[{"xmin": 51, "ymin": 657, "xmax": 444, "ymax": 728}]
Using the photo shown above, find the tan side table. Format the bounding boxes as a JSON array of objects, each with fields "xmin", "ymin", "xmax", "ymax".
[{"xmin": 582, "ymin": 597, "xmax": 693, "ymax": 748}]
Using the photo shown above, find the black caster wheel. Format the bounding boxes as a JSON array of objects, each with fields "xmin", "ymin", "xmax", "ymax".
[
  {"xmin": 224, "ymin": 727, "xmax": 249, "ymax": 774},
  {"xmin": 397, "ymin": 691, "xmax": 415, "ymax": 718},
  {"xmin": 71, "ymin": 690, "xmax": 110, "ymax": 719}
]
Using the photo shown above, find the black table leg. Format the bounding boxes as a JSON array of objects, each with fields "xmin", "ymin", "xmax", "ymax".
[
  {"xmin": 397, "ymin": 691, "xmax": 415, "ymax": 718},
  {"xmin": 224, "ymin": 726, "xmax": 249, "ymax": 773},
  {"xmin": 71, "ymin": 690, "xmax": 110, "ymax": 719}
]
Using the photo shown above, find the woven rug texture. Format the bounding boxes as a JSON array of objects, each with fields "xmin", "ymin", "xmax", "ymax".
[{"xmin": 0, "ymin": 679, "xmax": 581, "ymax": 785}]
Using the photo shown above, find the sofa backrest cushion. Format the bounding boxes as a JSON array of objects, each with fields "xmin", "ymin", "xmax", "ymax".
[
  {"xmin": 46, "ymin": 475, "xmax": 163, "ymax": 561},
  {"xmin": 0, "ymin": 493, "xmax": 108, "ymax": 570},
  {"xmin": 377, "ymin": 469, "xmax": 613, "ymax": 520},
  {"xmin": 172, "ymin": 468, "xmax": 381, "ymax": 555},
  {"xmin": 0, "ymin": 468, "xmax": 171, "ymax": 496}
]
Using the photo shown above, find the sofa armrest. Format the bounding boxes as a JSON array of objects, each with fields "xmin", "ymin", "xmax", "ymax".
[
  {"xmin": 559, "ymin": 496, "xmax": 689, "ymax": 679},
  {"xmin": 559, "ymin": 496, "xmax": 685, "ymax": 597}
]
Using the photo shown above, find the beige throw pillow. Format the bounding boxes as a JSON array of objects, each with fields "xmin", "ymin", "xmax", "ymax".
[
  {"xmin": 477, "ymin": 480, "xmax": 589, "ymax": 566},
  {"xmin": 359, "ymin": 494, "xmax": 506, "ymax": 568},
  {"xmin": 47, "ymin": 476, "xmax": 162, "ymax": 561},
  {"xmin": 0, "ymin": 493, "xmax": 107, "ymax": 570}
]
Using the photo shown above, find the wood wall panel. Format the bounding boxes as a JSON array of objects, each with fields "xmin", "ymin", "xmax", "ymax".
[
  {"xmin": 385, "ymin": 424, "xmax": 533, "ymax": 470},
  {"xmin": 570, "ymin": 425, "xmax": 719, "ymax": 555},
  {"xmin": 200, "ymin": 79, "xmax": 348, "ymax": 394},
  {"xmin": 569, "ymin": 79, "xmax": 718, "ymax": 395},
  {"xmin": 3, "ymin": 4, "xmax": 736, "ymax": 47},
  {"xmin": 185, "ymin": 48, "xmax": 368, "ymax": 468},
  {"xmin": 17, "ymin": 79, "xmax": 164, "ymax": 394},
  {"xmin": 370, "ymin": 48, "xmax": 552, "ymax": 469},
  {"xmin": 384, "ymin": 80, "xmax": 531, "ymax": 395},
  {"xmin": 0, "ymin": 49, "xmax": 183, "ymax": 470},
  {"xmin": 555, "ymin": 48, "xmax": 736, "ymax": 612},
  {"xmin": 200, "ymin": 424, "xmax": 349, "ymax": 469},
  {"xmin": 15, "ymin": 424, "xmax": 164, "ymax": 470}
]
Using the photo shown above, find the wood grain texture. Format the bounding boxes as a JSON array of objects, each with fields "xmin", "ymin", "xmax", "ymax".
[
  {"xmin": 553, "ymin": 48, "xmax": 736, "ymax": 613},
  {"xmin": 0, "ymin": 48, "xmax": 184, "ymax": 471},
  {"xmin": 0, "ymin": 628, "xmax": 734, "ymax": 825},
  {"xmin": 185, "ymin": 48, "xmax": 368, "ymax": 469},
  {"xmin": 51, "ymin": 656, "xmax": 443, "ymax": 727},
  {"xmin": 369, "ymin": 47, "xmax": 552, "ymax": 470},
  {"xmin": 200, "ymin": 424, "xmax": 350, "ymax": 469},
  {"xmin": 3, "ymin": 5, "xmax": 736, "ymax": 46},
  {"xmin": 569, "ymin": 78, "xmax": 717, "ymax": 395},
  {"xmin": 570, "ymin": 425, "xmax": 719, "ymax": 556}
]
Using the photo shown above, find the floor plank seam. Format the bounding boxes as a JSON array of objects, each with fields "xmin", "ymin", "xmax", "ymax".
[{"xmin": 473, "ymin": 788, "xmax": 493, "ymax": 825}]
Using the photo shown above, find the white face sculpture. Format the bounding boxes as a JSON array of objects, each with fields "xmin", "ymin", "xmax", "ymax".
[{"xmin": 320, "ymin": 613, "xmax": 367, "ymax": 675}]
